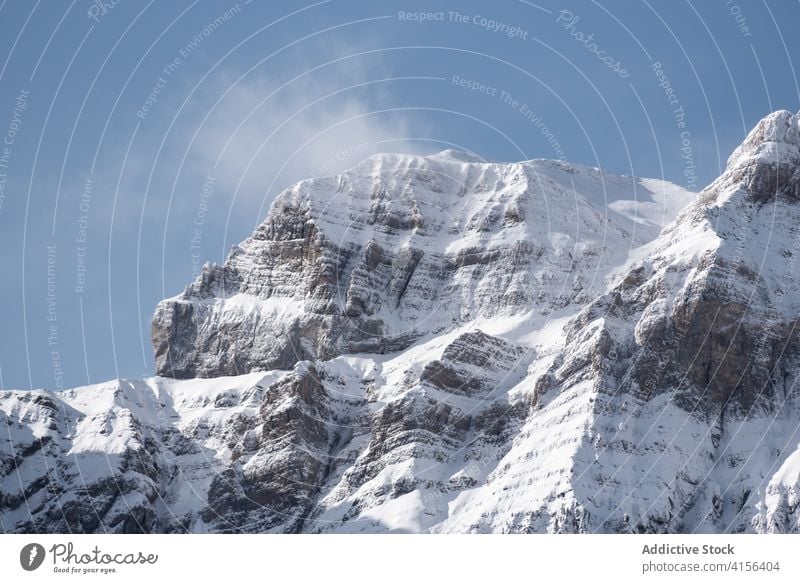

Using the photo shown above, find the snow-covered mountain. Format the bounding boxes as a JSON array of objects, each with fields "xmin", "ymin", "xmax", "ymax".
[
  {"xmin": 151, "ymin": 150, "xmax": 690, "ymax": 378},
  {"xmin": 3, "ymin": 111, "xmax": 800, "ymax": 533}
]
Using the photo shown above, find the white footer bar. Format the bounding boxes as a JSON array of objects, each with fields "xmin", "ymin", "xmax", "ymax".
[{"xmin": 1, "ymin": 534, "xmax": 798, "ymax": 582}]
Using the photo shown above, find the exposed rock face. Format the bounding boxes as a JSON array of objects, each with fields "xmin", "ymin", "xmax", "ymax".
[
  {"xmin": 726, "ymin": 109, "xmax": 800, "ymax": 202},
  {"xmin": 5, "ymin": 113, "xmax": 800, "ymax": 533},
  {"xmin": 0, "ymin": 383, "xmax": 167, "ymax": 533},
  {"xmin": 501, "ymin": 109, "xmax": 800, "ymax": 533},
  {"xmin": 152, "ymin": 151, "xmax": 691, "ymax": 378}
]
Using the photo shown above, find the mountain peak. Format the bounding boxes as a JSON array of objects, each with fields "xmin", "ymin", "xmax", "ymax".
[
  {"xmin": 727, "ymin": 109, "xmax": 800, "ymax": 168},
  {"xmin": 152, "ymin": 152, "xmax": 692, "ymax": 379},
  {"xmin": 427, "ymin": 149, "xmax": 487, "ymax": 163},
  {"xmin": 10, "ymin": 111, "xmax": 800, "ymax": 534},
  {"xmin": 711, "ymin": 109, "xmax": 800, "ymax": 202}
]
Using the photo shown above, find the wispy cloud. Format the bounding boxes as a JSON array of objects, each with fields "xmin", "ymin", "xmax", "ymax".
[{"xmin": 182, "ymin": 53, "xmax": 419, "ymax": 221}]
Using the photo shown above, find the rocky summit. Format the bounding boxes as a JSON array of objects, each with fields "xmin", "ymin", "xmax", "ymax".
[{"xmin": 4, "ymin": 111, "xmax": 800, "ymax": 533}]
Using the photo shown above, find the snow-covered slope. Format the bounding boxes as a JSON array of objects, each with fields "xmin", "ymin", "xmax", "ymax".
[
  {"xmin": 4, "ymin": 111, "xmax": 800, "ymax": 533},
  {"xmin": 151, "ymin": 151, "xmax": 691, "ymax": 378}
]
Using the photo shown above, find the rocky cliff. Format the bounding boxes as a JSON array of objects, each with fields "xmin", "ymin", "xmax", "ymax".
[
  {"xmin": 3, "ymin": 112, "xmax": 800, "ymax": 533},
  {"xmin": 151, "ymin": 150, "xmax": 689, "ymax": 378}
]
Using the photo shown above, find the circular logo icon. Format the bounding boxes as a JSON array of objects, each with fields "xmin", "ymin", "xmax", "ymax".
[{"xmin": 19, "ymin": 543, "xmax": 46, "ymax": 571}]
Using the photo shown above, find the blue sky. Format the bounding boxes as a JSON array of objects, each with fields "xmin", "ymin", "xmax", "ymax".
[{"xmin": 0, "ymin": 0, "xmax": 798, "ymax": 390}]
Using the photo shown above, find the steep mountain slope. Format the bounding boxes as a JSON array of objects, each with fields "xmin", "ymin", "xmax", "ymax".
[
  {"xmin": 455, "ymin": 108, "xmax": 800, "ymax": 534},
  {"xmin": 4, "ymin": 111, "xmax": 800, "ymax": 534},
  {"xmin": 151, "ymin": 150, "xmax": 691, "ymax": 379}
]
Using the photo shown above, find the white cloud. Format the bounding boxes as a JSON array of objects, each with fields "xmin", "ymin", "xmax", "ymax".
[{"xmin": 183, "ymin": 57, "xmax": 419, "ymax": 219}]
